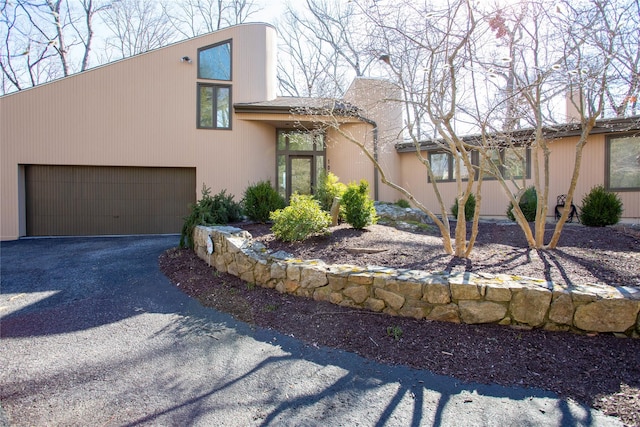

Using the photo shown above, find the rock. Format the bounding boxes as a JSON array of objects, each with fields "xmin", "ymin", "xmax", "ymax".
[
  {"xmin": 427, "ymin": 304, "xmax": 460, "ymax": 323},
  {"xmin": 386, "ymin": 280, "xmax": 423, "ymax": 300},
  {"xmin": 374, "ymin": 202, "xmax": 432, "ymax": 224},
  {"xmin": 574, "ymin": 299, "xmax": 640, "ymax": 333},
  {"xmin": 459, "ymin": 300, "xmax": 507, "ymax": 324},
  {"xmin": 423, "ymin": 282, "xmax": 451, "ymax": 304},
  {"xmin": 300, "ymin": 267, "xmax": 328, "ymax": 289},
  {"xmin": 313, "ymin": 285, "xmax": 332, "ymax": 302},
  {"xmin": 253, "ymin": 261, "xmax": 271, "ymax": 285},
  {"xmin": 343, "ymin": 285, "xmax": 369, "ymax": 304},
  {"xmin": 286, "ymin": 264, "xmax": 301, "ymax": 281},
  {"xmin": 366, "ymin": 298, "xmax": 386, "ymax": 312},
  {"xmin": 328, "ymin": 275, "xmax": 347, "ymax": 291},
  {"xmin": 450, "ymin": 282, "xmax": 481, "ymax": 300},
  {"xmin": 510, "ymin": 288, "xmax": 552, "ymax": 327},
  {"xmin": 270, "ymin": 263, "xmax": 286, "ymax": 279},
  {"xmin": 548, "ymin": 293, "xmax": 574, "ymax": 325},
  {"xmin": 375, "ymin": 288, "xmax": 406, "ymax": 310},
  {"xmin": 348, "ymin": 273, "xmax": 374, "ymax": 285},
  {"xmin": 329, "ymin": 292, "xmax": 343, "ymax": 305},
  {"xmin": 485, "ymin": 285, "xmax": 512, "ymax": 302},
  {"xmin": 234, "ymin": 253, "xmax": 255, "ymax": 274}
]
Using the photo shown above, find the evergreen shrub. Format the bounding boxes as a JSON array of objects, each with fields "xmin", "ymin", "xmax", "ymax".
[
  {"xmin": 507, "ymin": 186, "xmax": 537, "ymax": 222},
  {"xmin": 342, "ymin": 180, "xmax": 378, "ymax": 229},
  {"xmin": 270, "ymin": 193, "xmax": 331, "ymax": 242},
  {"xmin": 451, "ymin": 193, "xmax": 476, "ymax": 220},
  {"xmin": 180, "ymin": 185, "xmax": 243, "ymax": 248},
  {"xmin": 242, "ymin": 180, "xmax": 286, "ymax": 223},
  {"xmin": 580, "ymin": 185, "xmax": 623, "ymax": 227}
]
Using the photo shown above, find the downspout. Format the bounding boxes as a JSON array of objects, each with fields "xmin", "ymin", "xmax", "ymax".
[{"xmin": 357, "ymin": 115, "xmax": 379, "ymax": 200}]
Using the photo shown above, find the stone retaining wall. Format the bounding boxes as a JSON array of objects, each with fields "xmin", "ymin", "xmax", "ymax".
[{"xmin": 193, "ymin": 225, "xmax": 640, "ymax": 337}]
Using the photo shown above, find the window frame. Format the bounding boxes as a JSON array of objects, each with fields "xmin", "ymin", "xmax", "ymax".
[
  {"xmin": 482, "ymin": 147, "xmax": 531, "ymax": 181},
  {"xmin": 197, "ymin": 83, "xmax": 232, "ymax": 130},
  {"xmin": 197, "ymin": 39, "xmax": 232, "ymax": 81},
  {"xmin": 605, "ymin": 133, "xmax": 640, "ymax": 192},
  {"xmin": 275, "ymin": 129, "xmax": 326, "ymax": 200},
  {"xmin": 427, "ymin": 147, "xmax": 531, "ymax": 183}
]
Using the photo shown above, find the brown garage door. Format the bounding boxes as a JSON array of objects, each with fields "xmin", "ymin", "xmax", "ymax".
[{"xmin": 26, "ymin": 165, "xmax": 196, "ymax": 236}]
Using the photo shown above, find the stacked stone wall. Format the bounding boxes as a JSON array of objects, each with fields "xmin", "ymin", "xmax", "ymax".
[{"xmin": 193, "ymin": 225, "xmax": 640, "ymax": 337}]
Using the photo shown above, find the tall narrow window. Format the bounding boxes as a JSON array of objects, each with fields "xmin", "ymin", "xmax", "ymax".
[
  {"xmin": 198, "ymin": 40, "xmax": 231, "ymax": 80},
  {"xmin": 607, "ymin": 135, "xmax": 640, "ymax": 191},
  {"xmin": 198, "ymin": 84, "xmax": 231, "ymax": 129}
]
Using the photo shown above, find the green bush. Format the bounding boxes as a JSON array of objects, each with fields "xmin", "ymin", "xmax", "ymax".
[
  {"xmin": 451, "ymin": 193, "xmax": 476, "ymax": 220},
  {"xmin": 580, "ymin": 185, "xmax": 623, "ymax": 227},
  {"xmin": 395, "ymin": 199, "xmax": 410, "ymax": 208},
  {"xmin": 507, "ymin": 186, "xmax": 537, "ymax": 222},
  {"xmin": 315, "ymin": 171, "xmax": 347, "ymax": 211},
  {"xmin": 270, "ymin": 193, "xmax": 331, "ymax": 242},
  {"xmin": 242, "ymin": 180, "xmax": 286, "ymax": 223},
  {"xmin": 342, "ymin": 180, "xmax": 378, "ymax": 229},
  {"xmin": 180, "ymin": 185, "xmax": 243, "ymax": 248}
]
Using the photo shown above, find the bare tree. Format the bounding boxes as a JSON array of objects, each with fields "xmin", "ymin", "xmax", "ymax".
[
  {"xmin": 277, "ymin": 0, "xmax": 375, "ymax": 97},
  {"xmin": 101, "ymin": 0, "xmax": 175, "ymax": 58},
  {"xmin": 1, "ymin": 0, "xmax": 109, "ymax": 94},
  {"xmin": 164, "ymin": 0, "xmax": 261, "ymax": 39},
  {"xmin": 294, "ymin": 0, "xmax": 637, "ymax": 256},
  {"xmin": 276, "ymin": 6, "xmax": 344, "ymax": 97}
]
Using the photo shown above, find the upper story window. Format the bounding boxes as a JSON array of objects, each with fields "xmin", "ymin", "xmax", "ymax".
[
  {"xmin": 198, "ymin": 40, "xmax": 231, "ymax": 81},
  {"xmin": 606, "ymin": 134, "xmax": 640, "ymax": 191},
  {"xmin": 198, "ymin": 84, "xmax": 231, "ymax": 129}
]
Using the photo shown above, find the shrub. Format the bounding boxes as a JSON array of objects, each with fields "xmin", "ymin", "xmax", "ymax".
[
  {"xmin": 395, "ymin": 199, "xmax": 410, "ymax": 208},
  {"xmin": 242, "ymin": 180, "xmax": 286, "ymax": 223},
  {"xmin": 342, "ymin": 180, "xmax": 378, "ymax": 229},
  {"xmin": 315, "ymin": 171, "xmax": 347, "ymax": 211},
  {"xmin": 507, "ymin": 186, "xmax": 537, "ymax": 222},
  {"xmin": 451, "ymin": 193, "xmax": 476, "ymax": 220},
  {"xmin": 270, "ymin": 193, "xmax": 331, "ymax": 242},
  {"xmin": 180, "ymin": 185, "xmax": 243, "ymax": 248},
  {"xmin": 580, "ymin": 185, "xmax": 623, "ymax": 227}
]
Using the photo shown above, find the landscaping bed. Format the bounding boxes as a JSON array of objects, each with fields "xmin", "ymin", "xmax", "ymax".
[{"xmin": 160, "ymin": 221, "xmax": 640, "ymax": 426}]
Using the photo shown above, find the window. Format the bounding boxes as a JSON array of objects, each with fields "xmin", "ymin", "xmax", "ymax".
[
  {"xmin": 198, "ymin": 40, "xmax": 231, "ymax": 80},
  {"xmin": 276, "ymin": 130, "xmax": 326, "ymax": 200},
  {"xmin": 198, "ymin": 84, "xmax": 231, "ymax": 129},
  {"xmin": 607, "ymin": 134, "xmax": 640, "ymax": 191},
  {"xmin": 483, "ymin": 147, "xmax": 529, "ymax": 179},
  {"xmin": 428, "ymin": 147, "xmax": 530, "ymax": 182},
  {"xmin": 428, "ymin": 151, "xmax": 470, "ymax": 182}
]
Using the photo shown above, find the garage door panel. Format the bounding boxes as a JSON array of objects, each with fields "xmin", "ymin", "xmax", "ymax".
[{"xmin": 26, "ymin": 166, "xmax": 195, "ymax": 236}]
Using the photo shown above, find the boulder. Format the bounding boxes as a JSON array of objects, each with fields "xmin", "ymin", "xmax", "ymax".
[
  {"xmin": 459, "ymin": 301, "xmax": 507, "ymax": 324},
  {"xmin": 574, "ymin": 299, "xmax": 640, "ymax": 333}
]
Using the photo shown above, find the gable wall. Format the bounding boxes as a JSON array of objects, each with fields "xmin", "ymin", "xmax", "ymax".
[{"xmin": 1, "ymin": 24, "xmax": 279, "ymax": 240}]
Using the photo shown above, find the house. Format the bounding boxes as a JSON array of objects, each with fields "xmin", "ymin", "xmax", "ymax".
[
  {"xmin": 396, "ymin": 116, "xmax": 640, "ymax": 223},
  {"xmin": 1, "ymin": 23, "xmax": 638, "ymax": 241},
  {"xmin": 0, "ymin": 23, "xmax": 402, "ymax": 241}
]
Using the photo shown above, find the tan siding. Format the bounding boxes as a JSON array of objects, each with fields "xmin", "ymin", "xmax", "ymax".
[
  {"xmin": 1, "ymin": 24, "xmax": 279, "ymax": 240},
  {"xmin": 398, "ymin": 135, "xmax": 640, "ymax": 222}
]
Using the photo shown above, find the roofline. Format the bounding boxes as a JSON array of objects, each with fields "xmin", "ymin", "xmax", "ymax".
[
  {"xmin": 0, "ymin": 22, "xmax": 276, "ymax": 99},
  {"xmin": 233, "ymin": 104, "xmax": 300, "ymax": 114},
  {"xmin": 396, "ymin": 115, "xmax": 640, "ymax": 152},
  {"xmin": 234, "ymin": 98, "xmax": 362, "ymax": 117}
]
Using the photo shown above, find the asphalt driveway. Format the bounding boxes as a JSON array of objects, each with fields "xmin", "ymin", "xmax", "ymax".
[{"xmin": 0, "ymin": 236, "xmax": 622, "ymax": 426}]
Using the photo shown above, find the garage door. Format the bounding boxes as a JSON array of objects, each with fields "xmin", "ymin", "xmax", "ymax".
[{"xmin": 25, "ymin": 165, "xmax": 196, "ymax": 236}]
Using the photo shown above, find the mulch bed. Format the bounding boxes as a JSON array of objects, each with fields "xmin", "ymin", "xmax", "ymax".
[{"xmin": 159, "ymin": 221, "xmax": 640, "ymax": 426}]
